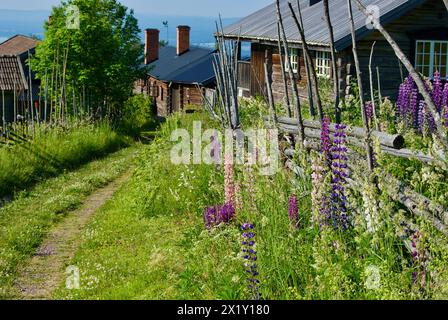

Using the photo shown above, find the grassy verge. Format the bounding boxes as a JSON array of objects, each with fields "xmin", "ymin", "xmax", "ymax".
[
  {"xmin": 0, "ymin": 144, "xmax": 140, "ymax": 298},
  {"xmin": 0, "ymin": 122, "xmax": 131, "ymax": 199},
  {"xmin": 54, "ymin": 112, "xmax": 448, "ymax": 300}
]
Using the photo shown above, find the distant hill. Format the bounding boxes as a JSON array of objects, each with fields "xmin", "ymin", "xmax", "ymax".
[{"xmin": 0, "ymin": 10, "xmax": 239, "ymax": 46}]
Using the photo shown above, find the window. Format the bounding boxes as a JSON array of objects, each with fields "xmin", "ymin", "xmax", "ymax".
[
  {"xmin": 285, "ymin": 48, "xmax": 299, "ymax": 73},
  {"xmin": 316, "ymin": 51, "xmax": 331, "ymax": 78},
  {"xmin": 160, "ymin": 87, "xmax": 164, "ymax": 101},
  {"xmin": 415, "ymin": 40, "xmax": 448, "ymax": 78}
]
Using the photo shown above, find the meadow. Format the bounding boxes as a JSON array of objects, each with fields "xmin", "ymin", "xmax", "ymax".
[{"xmin": 52, "ymin": 107, "xmax": 448, "ymax": 300}]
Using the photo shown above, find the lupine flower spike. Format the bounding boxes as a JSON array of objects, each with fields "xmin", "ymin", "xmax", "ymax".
[
  {"xmin": 330, "ymin": 123, "xmax": 349, "ymax": 229},
  {"xmin": 241, "ymin": 223, "xmax": 260, "ymax": 300}
]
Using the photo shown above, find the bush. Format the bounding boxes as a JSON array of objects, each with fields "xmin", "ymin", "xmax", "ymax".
[{"xmin": 118, "ymin": 95, "xmax": 155, "ymax": 136}]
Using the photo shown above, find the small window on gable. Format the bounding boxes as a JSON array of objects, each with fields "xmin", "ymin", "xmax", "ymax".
[
  {"xmin": 160, "ymin": 87, "xmax": 164, "ymax": 101},
  {"xmin": 316, "ymin": 51, "xmax": 331, "ymax": 78},
  {"xmin": 415, "ymin": 40, "xmax": 448, "ymax": 79},
  {"xmin": 285, "ymin": 48, "xmax": 299, "ymax": 74}
]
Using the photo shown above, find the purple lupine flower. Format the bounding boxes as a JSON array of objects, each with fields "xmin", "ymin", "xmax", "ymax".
[
  {"xmin": 203, "ymin": 203, "xmax": 235, "ymax": 229},
  {"xmin": 432, "ymin": 71, "xmax": 443, "ymax": 112},
  {"xmin": 241, "ymin": 223, "xmax": 260, "ymax": 300},
  {"xmin": 320, "ymin": 116, "xmax": 332, "ymax": 166},
  {"xmin": 410, "ymin": 88, "xmax": 419, "ymax": 129},
  {"xmin": 397, "ymin": 83, "xmax": 406, "ymax": 121},
  {"xmin": 220, "ymin": 202, "xmax": 236, "ymax": 224},
  {"xmin": 288, "ymin": 194, "xmax": 299, "ymax": 229},
  {"xmin": 330, "ymin": 123, "xmax": 349, "ymax": 229}
]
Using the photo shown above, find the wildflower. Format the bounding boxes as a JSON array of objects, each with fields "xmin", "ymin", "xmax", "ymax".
[
  {"xmin": 224, "ymin": 153, "xmax": 235, "ymax": 206},
  {"xmin": 330, "ymin": 123, "xmax": 349, "ymax": 229},
  {"xmin": 288, "ymin": 194, "xmax": 299, "ymax": 229},
  {"xmin": 220, "ymin": 202, "xmax": 236, "ymax": 224},
  {"xmin": 234, "ymin": 183, "xmax": 243, "ymax": 213},
  {"xmin": 311, "ymin": 154, "xmax": 331, "ymax": 228},
  {"xmin": 432, "ymin": 71, "xmax": 443, "ymax": 112},
  {"xmin": 410, "ymin": 88, "xmax": 419, "ymax": 129},
  {"xmin": 241, "ymin": 223, "xmax": 260, "ymax": 300},
  {"xmin": 203, "ymin": 203, "xmax": 235, "ymax": 229}
]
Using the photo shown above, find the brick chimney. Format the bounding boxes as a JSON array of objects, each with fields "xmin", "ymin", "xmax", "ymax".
[
  {"xmin": 145, "ymin": 28, "xmax": 160, "ymax": 64},
  {"xmin": 177, "ymin": 25, "xmax": 190, "ymax": 56}
]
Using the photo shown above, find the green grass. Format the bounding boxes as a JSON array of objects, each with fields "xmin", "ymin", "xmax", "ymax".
[
  {"xmin": 0, "ymin": 122, "xmax": 131, "ymax": 198},
  {"xmin": 52, "ymin": 112, "xmax": 448, "ymax": 300},
  {"xmin": 0, "ymin": 144, "xmax": 140, "ymax": 298}
]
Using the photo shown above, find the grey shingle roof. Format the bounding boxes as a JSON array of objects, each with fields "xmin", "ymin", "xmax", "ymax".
[
  {"xmin": 148, "ymin": 46, "xmax": 216, "ymax": 85},
  {"xmin": 0, "ymin": 55, "xmax": 28, "ymax": 91},
  {"xmin": 220, "ymin": 0, "xmax": 426, "ymax": 51}
]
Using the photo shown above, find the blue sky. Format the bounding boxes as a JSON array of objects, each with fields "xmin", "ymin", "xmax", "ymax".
[{"xmin": 0, "ymin": 0, "xmax": 272, "ymax": 17}]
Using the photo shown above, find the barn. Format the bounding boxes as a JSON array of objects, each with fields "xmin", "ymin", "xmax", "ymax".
[
  {"xmin": 219, "ymin": 0, "xmax": 448, "ymax": 103},
  {"xmin": 136, "ymin": 26, "xmax": 216, "ymax": 117}
]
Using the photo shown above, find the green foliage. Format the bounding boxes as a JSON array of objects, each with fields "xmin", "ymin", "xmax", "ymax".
[
  {"xmin": 0, "ymin": 122, "xmax": 130, "ymax": 198},
  {"xmin": 117, "ymin": 95, "xmax": 155, "ymax": 136},
  {"xmin": 33, "ymin": 0, "xmax": 145, "ymax": 118}
]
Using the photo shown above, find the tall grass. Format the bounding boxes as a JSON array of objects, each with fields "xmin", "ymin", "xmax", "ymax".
[{"xmin": 0, "ymin": 122, "xmax": 130, "ymax": 198}]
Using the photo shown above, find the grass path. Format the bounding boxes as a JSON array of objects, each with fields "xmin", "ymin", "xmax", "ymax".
[
  {"xmin": 0, "ymin": 144, "xmax": 141, "ymax": 299},
  {"xmin": 14, "ymin": 171, "xmax": 133, "ymax": 300}
]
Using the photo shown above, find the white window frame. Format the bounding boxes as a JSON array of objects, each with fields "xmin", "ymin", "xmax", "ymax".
[
  {"xmin": 285, "ymin": 48, "xmax": 299, "ymax": 74},
  {"xmin": 315, "ymin": 51, "xmax": 331, "ymax": 78},
  {"xmin": 415, "ymin": 40, "xmax": 448, "ymax": 79}
]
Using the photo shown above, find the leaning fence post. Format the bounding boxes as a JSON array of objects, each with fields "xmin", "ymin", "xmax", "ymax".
[
  {"xmin": 347, "ymin": 0, "xmax": 375, "ymax": 171},
  {"xmin": 276, "ymin": 0, "xmax": 305, "ymax": 143}
]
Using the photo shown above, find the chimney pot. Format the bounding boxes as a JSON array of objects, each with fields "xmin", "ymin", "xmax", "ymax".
[
  {"xmin": 177, "ymin": 25, "xmax": 190, "ymax": 56},
  {"xmin": 145, "ymin": 28, "xmax": 160, "ymax": 64}
]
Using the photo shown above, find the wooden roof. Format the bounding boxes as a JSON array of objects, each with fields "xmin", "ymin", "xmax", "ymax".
[
  {"xmin": 0, "ymin": 35, "xmax": 40, "ymax": 56},
  {"xmin": 0, "ymin": 55, "xmax": 28, "ymax": 91}
]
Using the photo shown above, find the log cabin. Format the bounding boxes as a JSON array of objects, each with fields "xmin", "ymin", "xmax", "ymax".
[
  {"xmin": 136, "ymin": 26, "xmax": 216, "ymax": 117},
  {"xmin": 218, "ymin": 0, "xmax": 448, "ymax": 104},
  {"xmin": 0, "ymin": 55, "xmax": 29, "ymax": 127},
  {"xmin": 0, "ymin": 35, "xmax": 41, "ymax": 123}
]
